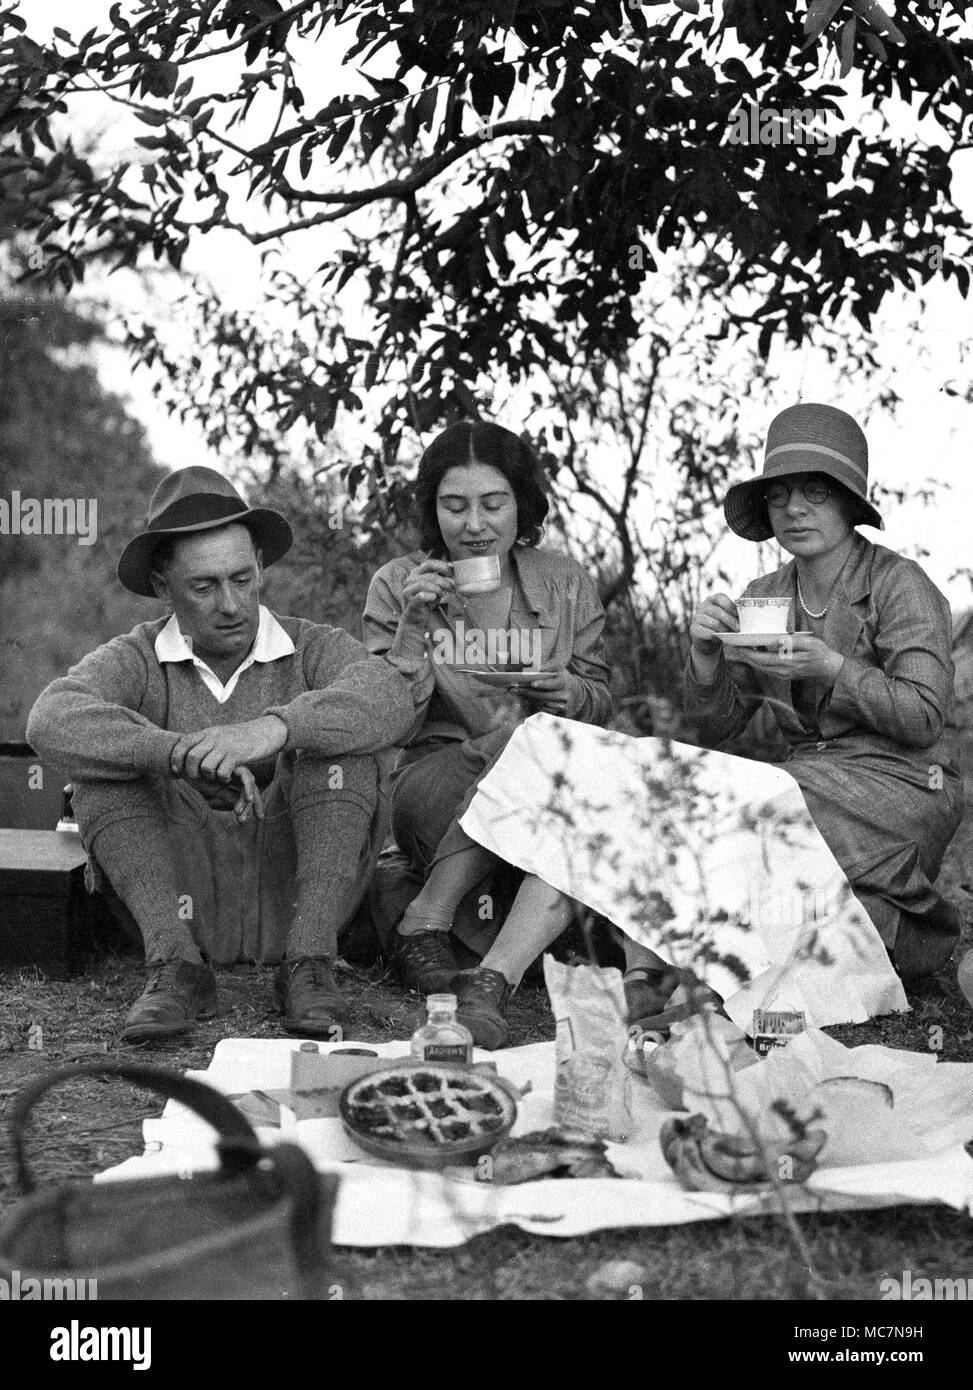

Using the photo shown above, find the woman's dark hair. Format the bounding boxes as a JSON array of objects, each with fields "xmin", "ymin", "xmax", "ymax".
[
  {"xmin": 836, "ymin": 481, "xmax": 868, "ymax": 528},
  {"xmin": 413, "ymin": 422, "xmax": 549, "ymax": 554},
  {"xmin": 813, "ymin": 476, "xmax": 865, "ymax": 529}
]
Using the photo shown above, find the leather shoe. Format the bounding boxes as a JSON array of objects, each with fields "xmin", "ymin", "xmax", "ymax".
[
  {"xmin": 396, "ymin": 930, "xmax": 459, "ymax": 996},
  {"xmin": 120, "ymin": 959, "xmax": 218, "ymax": 1043},
  {"xmin": 453, "ymin": 966, "xmax": 511, "ymax": 1050},
  {"xmin": 625, "ymin": 967, "xmax": 723, "ymax": 1037},
  {"xmin": 274, "ymin": 956, "xmax": 346, "ymax": 1038}
]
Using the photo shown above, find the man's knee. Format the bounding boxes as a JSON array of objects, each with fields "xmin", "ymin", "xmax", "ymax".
[
  {"xmin": 71, "ymin": 775, "xmax": 168, "ymax": 845},
  {"xmin": 292, "ymin": 751, "xmax": 382, "ymax": 791},
  {"xmin": 290, "ymin": 751, "xmax": 382, "ymax": 812}
]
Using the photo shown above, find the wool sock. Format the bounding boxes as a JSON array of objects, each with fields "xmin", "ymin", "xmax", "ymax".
[
  {"xmin": 287, "ymin": 754, "xmax": 380, "ymax": 959},
  {"xmin": 396, "ymin": 904, "xmax": 454, "ymax": 938},
  {"xmin": 89, "ymin": 816, "xmax": 202, "ymax": 965}
]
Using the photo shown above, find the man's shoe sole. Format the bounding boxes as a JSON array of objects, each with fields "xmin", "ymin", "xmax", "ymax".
[
  {"xmin": 272, "ymin": 981, "xmax": 348, "ymax": 1039},
  {"xmin": 277, "ymin": 1013, "xmax": 347, "ymax": 1040},
  {"xmin": 120, "ymin": 1009, "xmax": 217, "ymax": 1043},
  {"xmin": 119, "ymin": 996, "xmax": 218, "ymax": 1044}
]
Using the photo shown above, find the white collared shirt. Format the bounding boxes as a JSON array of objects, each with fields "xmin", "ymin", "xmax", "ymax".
[{"xmin": 154, "ymin": 605, "xmax": 295, "ymax": 704}]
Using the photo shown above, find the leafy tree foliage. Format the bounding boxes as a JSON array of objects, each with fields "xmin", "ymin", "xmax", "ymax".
[
  {"xmin": 0, "ymin": 277, "xmax": 405, "ymax": 737},
  {"xmin": 511, "ymin": 252, "xmax": 926, "ymax": 729},
  {"xmin": 0, "ymin": 0, "xmax": 970, "ymax": 497},
  {"xmin": 0, "ymin": 285, "xmax": 169, "ymax": 736},
  {"xmin": 2, "ymin": 1, "xmax": 969, "ymax": 737}
]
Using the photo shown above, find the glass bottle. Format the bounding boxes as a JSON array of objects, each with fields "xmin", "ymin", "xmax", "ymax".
[{"xmin": 411, "ymin": 993, "xmax": 473, "ymax": 1065}]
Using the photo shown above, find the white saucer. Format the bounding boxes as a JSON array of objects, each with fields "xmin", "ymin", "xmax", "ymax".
[
  {"xmin": 717, "ymin": 631, "xmax": 791, "ymax": 648},
  {"xmin": 453, "ymin": 666, "xmax": 551, "ymax": 687}
]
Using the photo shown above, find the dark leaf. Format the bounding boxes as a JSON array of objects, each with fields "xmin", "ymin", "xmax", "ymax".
[
  {"xmin": 142, "ymin": 59, "xmax": 179, "ymax": 99},
  {"xmin": 720, "ymin": 57, "xmax": 752, "ymax": 84},
  {"xmin": 363, "ymin": 73, "xmax": 408, "ymax": 98},
  {"xmin": 852, "ymin": 0, "xmax": 905, "ymax": 45},
  {"xmin": 470, "ymin": 68, "xmax": 495, "ymax": 119},
  {"xmin": 328, "ymin": 119, "xmax": 353, "ymax": 160},
  {"xmin": 839, "ymin": 17, "xmax": 856, "ymax": 78},
  {"xmin": 862, "ymin": 31, "xmax": 887, "ymax": 61},
  {"xmin": 803, "ymin": 0, "xmax": 844, "ymax": 39},
  {"xmin": 414, "ymin": 85, "xmax": 437, "ymax": 133}
]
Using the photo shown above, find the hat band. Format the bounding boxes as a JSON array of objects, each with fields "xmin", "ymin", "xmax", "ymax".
[
  {"xmin": 765, "ymin": 442, "xmax": 867, "ymax": 491},
  {"xmin": 146, "ymin": 493, "xmax": 249, "ymax": 533}
]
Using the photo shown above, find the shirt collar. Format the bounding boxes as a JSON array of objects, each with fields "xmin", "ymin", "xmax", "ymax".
[
  {"xmin": 769, "ymin": 535, "xmax": 872, "ymax": 605},
  {"xmin": 155, "ymin": 606, "xmax": 295, "ymax": 666},
  {"xmin": 834, "ymin": 533, "xmax": 872, "ymax": 604},
  {"xmin": 508, "ymin": 546, "xmax": 559, "ymax": 624}
]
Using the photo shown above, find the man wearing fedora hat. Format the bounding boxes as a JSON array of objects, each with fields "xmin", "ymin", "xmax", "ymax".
[
  {"xmin": 27, "ymin": 467, "xmax": 429, "ymax": 1042},
  {"xmin": 684, "ymin": 402, "xmax": 964, "ymax": 987}
]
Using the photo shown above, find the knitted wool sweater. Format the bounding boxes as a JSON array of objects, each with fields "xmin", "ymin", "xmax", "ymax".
[{"xmin": 26, "ymin": 612, "xmax": 426, "ymax": 783}]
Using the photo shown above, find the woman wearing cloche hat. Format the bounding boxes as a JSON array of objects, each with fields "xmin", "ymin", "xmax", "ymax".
[{"xmin": 685, "ymin": 402, "xmax": 964, "ymax": 985}]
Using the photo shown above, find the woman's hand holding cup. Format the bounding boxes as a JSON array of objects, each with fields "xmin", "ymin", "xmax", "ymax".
[
  {"xmin": 689, "ymin": 593, "xmax": 738, "ymax": 682},
  {"xmin": 400, "ymin": 558, "xmax": 454, "ymax": 629},
  {"xmin": 690, "ymin": 594, "xmax": 739, "ymax": 652}
]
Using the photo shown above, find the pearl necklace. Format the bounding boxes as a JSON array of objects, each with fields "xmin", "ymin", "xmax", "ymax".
[{"xmin": 797, "ymin": 575, "xmax": 828, "ymax": 620}]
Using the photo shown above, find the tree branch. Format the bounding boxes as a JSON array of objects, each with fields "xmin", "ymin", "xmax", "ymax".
[
  {"xmin": 271, "ymin": 118, "xmax": 551, "ymax": 206},
  {"xmin": 179, "ymin": 0, "xmax": 326, "ymax": 68},
  {"xmin": 226, "ymin": 119, "xmax": 551, "ymax": 240}
]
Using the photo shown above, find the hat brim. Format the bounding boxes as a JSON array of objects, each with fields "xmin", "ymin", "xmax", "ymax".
[
  {"xmin": 117, "ymin": 508, "xmax": 293, "ymax": 596},
  {"xmin": 724, "ymin": 476, "xmax": 884, "ymax": 542}
]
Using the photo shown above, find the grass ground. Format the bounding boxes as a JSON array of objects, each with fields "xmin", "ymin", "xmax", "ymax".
[{"xmin": 2, "ymin": 816, "xmax": 972, "ymax": 1301}]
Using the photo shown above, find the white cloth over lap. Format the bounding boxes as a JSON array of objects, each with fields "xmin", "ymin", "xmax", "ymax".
[{"xmin": 459, "ymin": 714, "xmax": 907, "ymax": 1028}]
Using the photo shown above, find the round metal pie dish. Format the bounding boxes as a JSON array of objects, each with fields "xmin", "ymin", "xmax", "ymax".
[{"xmin": 339, "ymin": 1062, "xmax": 520, "ymax": 1170}]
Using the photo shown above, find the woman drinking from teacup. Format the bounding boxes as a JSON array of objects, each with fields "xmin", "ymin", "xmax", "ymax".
[
  {"xmin": 362, "ymin": 421, "xmax": 612, "ymax": 1043},
  {"xmin": 685, "ymin": 402, "xmax": 964, "ymax": 985}
]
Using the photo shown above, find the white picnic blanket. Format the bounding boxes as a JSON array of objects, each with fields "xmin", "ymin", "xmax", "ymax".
[
  {"xmin": 460, "ymin": 715, "xmax": 908, "ymax": 1027},
  {"xmin": 97, "ymin": 1034, "xmax": 973, "ymax": 1247}
]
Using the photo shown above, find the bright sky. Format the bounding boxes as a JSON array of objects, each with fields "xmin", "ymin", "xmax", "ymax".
[{"xmin": 25, "ymin": 0, "xmax": 973, "ymax": 610}]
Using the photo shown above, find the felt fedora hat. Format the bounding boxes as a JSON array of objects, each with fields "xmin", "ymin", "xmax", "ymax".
[
  {"xmin": 117, "ymin": 466, "xmax": 293, "ymax": 596},
  {"xmin": 724, "ymin": 402, "xmax": 884, "ymax": 542}
]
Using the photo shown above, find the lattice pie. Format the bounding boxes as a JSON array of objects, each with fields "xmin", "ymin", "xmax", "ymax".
[{"xmin": 342, "ymin": 1065, "xmax": 515, "ymax": 1148}]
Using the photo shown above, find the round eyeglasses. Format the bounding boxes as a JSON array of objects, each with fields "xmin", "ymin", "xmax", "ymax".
[{"xmin": 765, "ymin": 477, "xmax": 833, "ymax": 508}]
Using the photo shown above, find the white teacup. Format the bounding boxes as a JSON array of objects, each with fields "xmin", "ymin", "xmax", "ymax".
[
  {"xmin": 452, "ymin": 554, "xmax": 501, "ymax": 596},
  {"xmin": 736, "ymin": 596, "xmax": 791, "ymax": 634}
]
